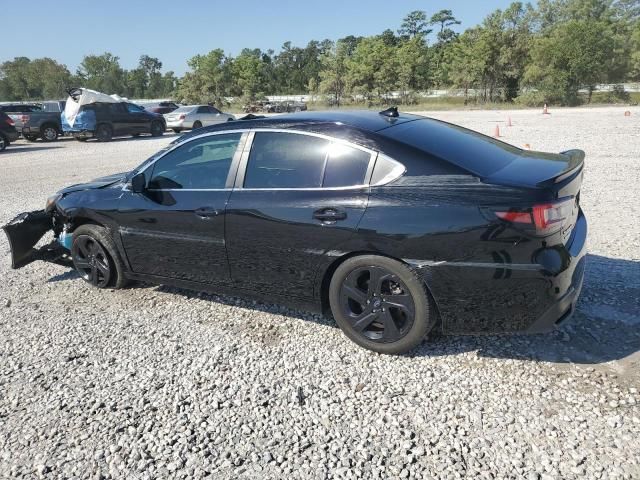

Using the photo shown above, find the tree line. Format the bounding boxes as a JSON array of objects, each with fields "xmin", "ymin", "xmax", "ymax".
[{"xmin": 1, "ymin": 0, "xmax": 639, "ymax": 107}]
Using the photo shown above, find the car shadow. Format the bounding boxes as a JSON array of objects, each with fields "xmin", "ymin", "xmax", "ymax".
[
  {"xmin": 153, "ymin": 253, "xmax": 640, "ymax": 366},
  {"xmin": 45, "ymin": 253, "xmax": 639, "ymax": 366},
  {"xmin": 3, "ymin": 145, "xmax": 64, "ymax": 154}
]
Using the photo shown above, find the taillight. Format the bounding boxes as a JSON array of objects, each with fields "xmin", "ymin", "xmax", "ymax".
[
  {"xmin": 179, "ymin": 114, "xmax": 186, "ymax": 120},
  {"xmin": 20, "ymin": 114, "xmax": 30, "ymax": 123},
  {"xmin": 494, "ymin": 198, "xmax": 574, "ymax": 235}
]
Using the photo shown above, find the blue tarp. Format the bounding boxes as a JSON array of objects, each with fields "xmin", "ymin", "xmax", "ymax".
[{"xmin": 61, "ymin": 109, "xmax": 96, "ymax": 133}]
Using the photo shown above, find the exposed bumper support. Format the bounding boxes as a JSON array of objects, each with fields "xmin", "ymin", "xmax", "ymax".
[{"xmin": 2, "ymin": 210, "xmax": 66, "ymax": 269}]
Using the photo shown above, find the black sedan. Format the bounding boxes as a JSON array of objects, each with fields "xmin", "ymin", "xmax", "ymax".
[{"xmin": 3, "ymin": 109, "xmax": 587, "ymax": 354}]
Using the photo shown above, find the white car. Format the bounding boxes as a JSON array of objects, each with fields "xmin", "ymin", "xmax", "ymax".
[{"xmin": 164, "ymin": 105, "xmax": 234, "ymax": 133}]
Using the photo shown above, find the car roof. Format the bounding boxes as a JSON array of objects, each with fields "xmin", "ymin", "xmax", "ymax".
[{"xmin": 188, "ymin": 110, "xmax": 423, "ymax": 137}]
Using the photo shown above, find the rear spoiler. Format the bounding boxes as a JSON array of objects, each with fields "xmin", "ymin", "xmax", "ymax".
[{"xmin": 555, "ymin": 149, "xmax": 585, "ymax": 183}]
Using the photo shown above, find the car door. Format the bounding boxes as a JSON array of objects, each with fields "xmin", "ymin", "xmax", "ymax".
[
  {"xmin": 194, "ymin": 106, "xmax": 210, "ymax": 126},
  {"xmin": 225, "ymin": 130, "xmax": 374, "ymax": 298},
  {"xmin": 107, "ymin": 103, "xmax": 130, "ymax": 136},
  {"xmin": 207, "ymin": 106, "xmax": 228, "ymax": 125},
  {"xmin": 125, "ymin": 103, "xmax": 150, "ymax": 133},
  {"xmin": 115, "ymin": 131, "xmax": 247, "ymax": 284}
]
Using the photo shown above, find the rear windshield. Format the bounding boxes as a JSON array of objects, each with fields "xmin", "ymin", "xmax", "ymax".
[
  {"xmin": 380, "ymin": 118, "xmax": 521, "ymax": 177},
  {"xmin": 172, "ymin": 106, "xmax": 195, "ymax": 113}
]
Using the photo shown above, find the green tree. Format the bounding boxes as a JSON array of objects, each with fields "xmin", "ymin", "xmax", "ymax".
[
  {"xmin": 523, "ymin": 19, "xmax": 614, "ymax": 104},
  {"xmin": 175, "ymin": 49, "xmax": 231, "ymax": 105},
  {"xmin": 232, "ymin": 48, "xmax": 267, "ymax": 101},
  {"xmin": 347, "ymin": 37, "xmax": 398, "ymax": 104},
  {"xmin": 398, "ymin": 11, "xmax": 432, "ymax": 39},
  {"xmin": 77, "ymin": 53, "xmax": 126, "ymax": 94},
  {"xmin": 319, "ymin": 40, "xmax": 348, "ymax": 106}
]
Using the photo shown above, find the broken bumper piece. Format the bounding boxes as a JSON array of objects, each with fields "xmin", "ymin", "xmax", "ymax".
[{"xmin": 2, "ymin": 210, "xmax": 68, "ymax": 269}]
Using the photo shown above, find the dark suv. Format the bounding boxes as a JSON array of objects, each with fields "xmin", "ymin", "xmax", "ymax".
[
  {"xmin": 0, "ymin": 112, "xmax": 19, "ymax": 151},
  {"xmin": 65, "ymin": 102, "xmax": 166, "ymax": 142}
]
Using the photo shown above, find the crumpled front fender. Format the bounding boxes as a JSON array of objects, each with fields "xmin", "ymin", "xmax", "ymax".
[{"xmin": 2, "ymin": 210, "xmax": 60, "ymax": 269}]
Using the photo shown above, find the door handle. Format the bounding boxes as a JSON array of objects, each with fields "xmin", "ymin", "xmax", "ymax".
[
  {"xmin": 313, "ymin": 208, "xmax": 347, "ymax": 223},
  {"xmin": 195, "ymin": 207, "xmax": 221, "ymax": 218}
]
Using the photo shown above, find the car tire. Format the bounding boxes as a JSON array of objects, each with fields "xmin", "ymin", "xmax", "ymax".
[
  {"xmin": 150, "ymin": 121, "xmax": 164, "ymax": 137},
  {"xmin": 71, "ymin": 224, "xmax": 129, "ymax": 289},
  {"xmin": 24, "ymin": 134, "xmax": 39, "ymax": 142},
  {"xmin": 192, "ymin": 121, "xmax": 202, "ymax": 130},
  {"xmin": 329, "ymin": 255, "xmax": 435, "ymax": 354},
  {"xmin": 0, "ymin": 134, "xmax": 7, "ymax": 151},
  {"xmin": 172, "ymin": 128, "xmax": 182, "ymax": 133},
  {"xmin": 96, "ymin": 124, "xmax": 113, "ymax": 142},
  {"xmin": 41, "ymin": 125, "xmax": 59, "ymax": 142}
]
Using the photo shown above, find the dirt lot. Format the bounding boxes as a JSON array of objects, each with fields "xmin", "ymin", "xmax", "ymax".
[{"xmin": 1, "ymin": 106, "xmax": 639, "ymax": 479}]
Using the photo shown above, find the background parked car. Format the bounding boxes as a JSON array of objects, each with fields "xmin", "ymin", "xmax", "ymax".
[
  {"xmin": 0, "ymin": 104, "xmax": 43, "ymax": 135},
  {"xmin": 0, "ymin": 112, "xmax": 19, "ymax": 152},
  {"xmin": 63, "ymin": 101, "xmax": 166, "ymax": 142},
  {"xmin": 21, "ymin": 100, "xmax": 66, "ymax": 142},
  {"xmin": 164, "ymin": 105, "xmax": 234, "ymax": 133},
  {"xmin": 145, "ymin": 101, "xmax": 180, "ymax": 115}
]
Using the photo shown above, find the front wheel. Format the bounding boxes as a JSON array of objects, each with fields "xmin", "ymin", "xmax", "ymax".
[
  {"xmin": 150, "ymin": 121, "xmax": 164, "ymax": 137},
  {"xmin": 71, "ymin": 224, "xmax": 128, "ymax": 289},
  {"xmin": 329, "ymin": 255, "xmax": 435, "ymax": 354}
]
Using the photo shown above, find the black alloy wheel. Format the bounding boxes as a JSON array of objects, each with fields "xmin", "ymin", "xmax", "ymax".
[
  {"xmin": 329, "ymin": 255, "xmax": 435, "ymax": 354},
  {"xmin": 41, "ymin": 126, "xmax": 58, "ymax": 142},
  {"xmin": 72, "ymin": 235, "xmax": 112, "ymax": 288},
  {"xmin": 150, "ymin": 121, "xmax": 164, "ymax": 137},
  {"xmin": 340, "ymin": 266, "xmax": 415, "ymax": 343}
]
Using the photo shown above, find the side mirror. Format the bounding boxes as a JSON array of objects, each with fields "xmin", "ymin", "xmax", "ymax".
[{"xmin": 131, "ymin": 172, "xmax": 146, "ymax": 193}]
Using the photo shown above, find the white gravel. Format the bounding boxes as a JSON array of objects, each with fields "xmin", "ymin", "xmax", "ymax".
[{"xmin": 1, "ymin": 106, "xmax": 639, "ymax": 479}]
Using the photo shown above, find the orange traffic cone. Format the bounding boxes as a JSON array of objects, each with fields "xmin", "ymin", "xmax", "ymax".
[
  {"xmin": 507, "ymin": 116, "xmax": 513, "ymax": 127},
  {"xmin": 624, "ymin": 110, "xmax": 631, "ymax": 117},
  {"xmin": 543, "ymin": 104, "xmax": 550, "ymax": 114},
  {"xmin": 493, "ymin": 124, "xmax": 501, "ymax": 138}
]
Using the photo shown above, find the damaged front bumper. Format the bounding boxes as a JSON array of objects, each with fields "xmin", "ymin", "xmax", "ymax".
[{"xmin": 2, "ymin": 210, "xmax": 69, "ymax": 269}]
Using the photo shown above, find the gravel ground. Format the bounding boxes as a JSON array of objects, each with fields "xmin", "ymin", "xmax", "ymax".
[{"xmin": 1, "ymin": 106, "xmax": 639, "ymax": 479}]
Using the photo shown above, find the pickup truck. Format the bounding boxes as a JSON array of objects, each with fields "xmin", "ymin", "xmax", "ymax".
[
  {"xmin": 0, "ymin": 104, "xmax": 43, "ymax": 136},
  {"xmin": 21, "ymin": 101, "xmax": 66, "ymax": 142}
]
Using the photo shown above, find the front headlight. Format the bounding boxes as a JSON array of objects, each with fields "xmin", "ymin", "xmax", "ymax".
[{"xmin": 45, "ymin": 193, "xmax": 62, "ymax": 213}]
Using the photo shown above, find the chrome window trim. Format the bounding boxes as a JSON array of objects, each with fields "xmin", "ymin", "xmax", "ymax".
[
  {"xmin": 123, "ymin": 127, "xmax": 405, "ymax": 193},
  {"xmin": 235, "ymin": 128, "xmax": 377, "ymax": 191}
]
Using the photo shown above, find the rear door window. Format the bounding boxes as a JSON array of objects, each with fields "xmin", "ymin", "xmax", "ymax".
[{"xmin": 244, "ymin": 132, "xmax": 329, "ymax": 188}]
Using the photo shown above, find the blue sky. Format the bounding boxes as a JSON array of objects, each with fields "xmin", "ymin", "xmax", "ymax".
[{"xmin": 3, "ymin": 0, "xmax": 523, "ymax": 75}]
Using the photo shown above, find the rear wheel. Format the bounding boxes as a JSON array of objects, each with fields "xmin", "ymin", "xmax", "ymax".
[
  {"xmin": 329, "ymin": 255, "xmax": 435, "ymax": 354},
  {"xmin": 172, "ymin": 128, "xmax": 182, "ymax": 133},
  {"xmin": 41, "ymin": 125, "xmax": 59, "ymax": 142},
  {"xmin": 192, "ymin": 120, "xmax": 202, "ymax": 130},
  {"xmin": 150, "ymin": 121, "xmax": 164, "ymax": 137},
  {"xmin": 95, "ymin": 124, "xmax": 113, "ymax": 142},
  {"xmin": 71, "ymin": 224, "xmax": 128, "ymax": 289}
]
